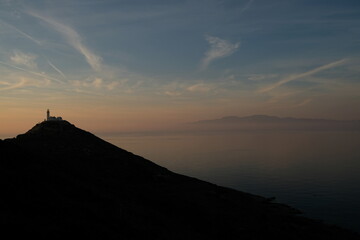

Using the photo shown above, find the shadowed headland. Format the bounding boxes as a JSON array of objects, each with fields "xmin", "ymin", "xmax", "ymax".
[{"xmin": 0, "ymin": 120, "xmax": 359, "ymax": 239}]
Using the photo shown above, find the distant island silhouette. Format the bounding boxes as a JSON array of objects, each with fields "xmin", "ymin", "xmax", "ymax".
[
  {"xmin": 190, "ymin": 115, "xmax": 360, "ymax": 131},
  {"xmin": 0, "ymin": 120, "xmax": 359, "ymax": 239}
]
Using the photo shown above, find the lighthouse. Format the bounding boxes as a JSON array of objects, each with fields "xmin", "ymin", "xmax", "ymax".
[{"xmin": 46, "ymin": 109, "xmax": 63, "ymax": 121}]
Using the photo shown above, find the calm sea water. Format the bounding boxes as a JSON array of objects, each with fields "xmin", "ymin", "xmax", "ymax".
[{"xmin": 101, "ymin": 130, "xmax": 360, "ymax": 233}]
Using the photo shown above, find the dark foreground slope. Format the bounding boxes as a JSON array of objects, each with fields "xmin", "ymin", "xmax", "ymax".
[{"xmin": 0, "ymin": 121, "xmax": 358, "ymax": 239}]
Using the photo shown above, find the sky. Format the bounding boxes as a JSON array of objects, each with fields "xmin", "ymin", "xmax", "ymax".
[{"xmin": 0, "ymin": 0, "xmax": 360, "ymax": 135}]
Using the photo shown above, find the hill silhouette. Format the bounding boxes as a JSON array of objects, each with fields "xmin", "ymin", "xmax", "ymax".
[{"xmin": 0, "ymin": 120, "xmax": 359, "ymax": 239}]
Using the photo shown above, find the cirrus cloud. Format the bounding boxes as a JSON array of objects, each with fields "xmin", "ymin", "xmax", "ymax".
[
  {"xmin": 258, "ymin": 59, "xmax": 348, "ymax": 93},
  {"xmin": 200, "ymin": 36, "xmax": 240, "ymax": 70},
  {"xmin": 187, "ymin": 83, "xmax": 214, "ymax": 93},
  {"xmin": 27, "ymin": 10, "xmax": 103, "ymax": 72},
  {"xmin": 10, "ymin": 50, "xmax": 38, "ymax": 69}
]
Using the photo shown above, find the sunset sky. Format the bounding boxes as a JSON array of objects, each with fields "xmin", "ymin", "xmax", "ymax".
[{"xmin": 1, "ymin": 0, "xmax": 360, "ymax": 135}]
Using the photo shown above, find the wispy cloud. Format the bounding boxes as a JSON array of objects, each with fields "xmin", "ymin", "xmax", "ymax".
[
  {"xmin": 0, "ymin": 76, "xmax": 54, "ymax": 92},
  {"xmin": 258, "ymin": 59, "xmax": 348, "ymax": 93},
  {"xmin": 10, "ymin": 50, "xmax": 38, "ymax": 69},
  {"xmin": 0, "ymin": 78, "xmax": 27, "ymax": 91},
  {"xmin": 0, "ymin": 19, "xmax": 42, "ymax": 45},
  {"xmin": 47, "ymin": 59, "xmax": 66, "ymax": 79},
  {"xmin": 27, "ymin": 10, "xmax": 103, "ymax": 72},
  {"xmin": 92, "ymin": 78, "xmax": 103, "ymax": 88},
  {"xmin": 238, "ymin": 0, "xmax": 255, "ymax": 15},
  {"xmin": 247, "ymin": 74, "xmax": 278, "ymax": 81},
  {"xmin": 187, "ymin": 83, "xmax": 215, "ymax": 93},
  {"xmin": 72, "ymin": 77, "xmax": 119, "ymax": 91},
  {"xmin": 106, "ymin": 81, "xmax": 119, "ymax": 90},
  {"xmin": 0, "ymin": 61, "xmax": 64, "ymax": 84},
  {"xmin": 161, "ymin": 80, "xmax": 226, "ymax": 98},
  {"xmin": 200, "ymin": 36, "xmax": 240, "ymax": 70}
]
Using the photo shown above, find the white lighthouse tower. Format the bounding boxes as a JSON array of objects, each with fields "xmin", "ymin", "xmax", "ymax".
[{"xmin": 46, "ymin": 109, "xmax": 63, "ymax": 121}]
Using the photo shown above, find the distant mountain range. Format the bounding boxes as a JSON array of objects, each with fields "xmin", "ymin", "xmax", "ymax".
[
  {"xmin": 0, "ymin": 120, "xmax": 359, "ymax": 239},
  {"xmin": 191, "ymin": 115, "xmax": 360, "ymax": 131}
]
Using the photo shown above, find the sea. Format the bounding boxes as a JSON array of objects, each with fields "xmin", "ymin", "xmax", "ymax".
[{"xmin": 100, "ymin": 130, "xmax": 360, "ymax": 233}]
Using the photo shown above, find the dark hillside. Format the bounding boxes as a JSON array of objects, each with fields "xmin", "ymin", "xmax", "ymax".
[{"xmin": 1, "ymin": 121, "xmax": 359, "ymax": 239}]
